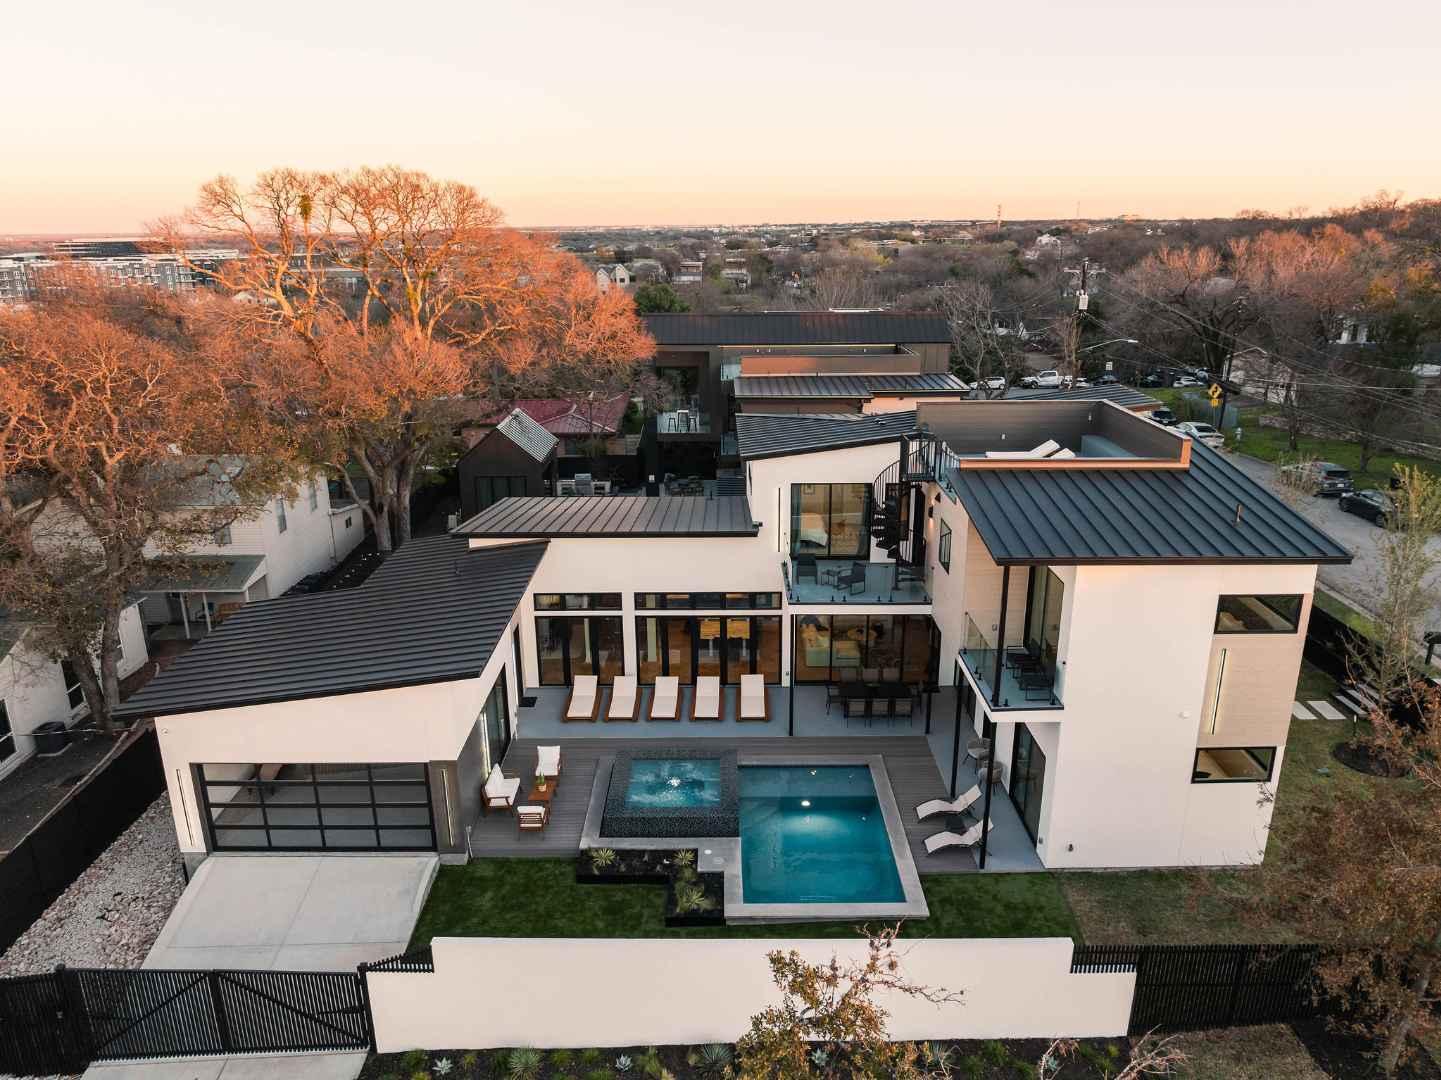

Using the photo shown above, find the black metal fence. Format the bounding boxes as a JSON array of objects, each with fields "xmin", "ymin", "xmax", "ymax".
[
  {"xmin": 1304, "ymin": 603, "xmax": 1365, "ymax": 684},
  {"xmin": 1072, "ymin": 943, "xmax": 1327, "ymax": 1035},
  {"xmin": 0, "ymin": 725, "xmax": 167, "ymax": 954},
  {"xmin": 0, "ymin": 965, "xmax": 371, "ymax": 1075}
]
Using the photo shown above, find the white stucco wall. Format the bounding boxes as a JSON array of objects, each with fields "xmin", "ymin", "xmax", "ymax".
[{"xmin": 368, "ymin": 937, "xmax": 1134, "ymax": 1051}]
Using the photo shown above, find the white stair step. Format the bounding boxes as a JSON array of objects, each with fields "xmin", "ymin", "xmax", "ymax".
[
  {"xmin": 1291, "ymin": 702, "xmax": 1316, "ymax": 720},
  {"xmin": 1308, "ymin": 700, "xmax": 1346, "ymax": 721}
]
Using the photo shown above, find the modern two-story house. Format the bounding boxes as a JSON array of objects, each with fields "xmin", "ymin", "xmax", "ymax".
[{"xmin": 116, "ymin": 398, "xmax": 1348, "ymax": 879}]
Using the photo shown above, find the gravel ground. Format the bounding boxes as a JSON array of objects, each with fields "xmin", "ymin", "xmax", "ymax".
[{"xmin": 0, "ymin": 794, "xmax": 186, "ymax": 976}]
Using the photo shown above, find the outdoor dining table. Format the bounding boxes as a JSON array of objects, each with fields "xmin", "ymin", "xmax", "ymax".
[{"xmin": 839, "ymin": 682, "xmax": 915, "ymax": 723}]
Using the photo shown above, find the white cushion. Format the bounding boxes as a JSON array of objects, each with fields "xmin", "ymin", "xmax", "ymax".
[
  {"xmin": 536, "ymin": 746, "xmax": 560, "ymax": 774},
  {"xmin": 609, "ymin": 676, "xmax": 637, "ymax": 712}
]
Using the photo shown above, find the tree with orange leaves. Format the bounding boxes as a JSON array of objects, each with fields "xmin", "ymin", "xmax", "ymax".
[
  {"xmin": 164, "ymin": 166, "xmax": 655, "ymax": 550},
  {"xmin": 0, "ymin": 289, "xmax": 296, "ymax": 731}
]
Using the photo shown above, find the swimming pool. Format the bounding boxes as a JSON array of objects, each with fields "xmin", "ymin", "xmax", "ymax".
[
  {"xmin": 625, "ymin": 758, "xmax": 722, "ymax": 809},
  {"xmin": 738, "ymin": 765, "xmax": 905, "ymax": 904}
]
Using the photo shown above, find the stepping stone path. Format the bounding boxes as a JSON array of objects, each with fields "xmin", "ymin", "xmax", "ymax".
[
  {"xmin": 1291, "ymin": 702, "xmax": 1315, "ymax": 720},
  {"xmin": 1308, "ymin": 700, "xmax": 1346, "ymax": 721}
]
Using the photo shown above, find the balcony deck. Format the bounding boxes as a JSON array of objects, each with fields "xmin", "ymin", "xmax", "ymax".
[
  {"xmin": 467, "ymin": 684, "xmax": 1042, "ymax": 874},
  {"xmin": 788, "ymin": 559, "xmax": 929, "ymax": 605},
  {"xmin": 958, "ymin": 644, "xmax": 1063, "ymax": 711}
]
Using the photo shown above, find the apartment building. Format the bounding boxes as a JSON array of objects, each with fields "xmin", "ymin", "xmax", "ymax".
[{"xmin": 117, "ymin": 398, "xmax": 1347, "ymax": 876}]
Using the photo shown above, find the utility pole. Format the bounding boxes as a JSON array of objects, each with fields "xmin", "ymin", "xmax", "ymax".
[{"xmin": 994, "ymin": 204, "xmax": 1002, "ymax": 235}]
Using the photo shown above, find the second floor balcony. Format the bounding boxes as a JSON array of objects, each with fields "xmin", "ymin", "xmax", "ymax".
[
  {"xmin": 657, "ymin": 408, "xmax": 713, "ymax": 437},
  {"xmin": 785, "ymin": 556, "xmax": 930, "ymax": 605}
]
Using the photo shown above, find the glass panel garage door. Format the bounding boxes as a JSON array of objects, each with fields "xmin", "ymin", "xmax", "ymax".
[{"xmin": 198, "ymin": 763, "xmax": 435, "ymax": 852}]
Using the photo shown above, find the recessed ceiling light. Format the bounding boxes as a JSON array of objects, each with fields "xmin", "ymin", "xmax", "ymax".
[{"xmin": 801, "ymin": 799, "xmax": 811, "ymax": 807}]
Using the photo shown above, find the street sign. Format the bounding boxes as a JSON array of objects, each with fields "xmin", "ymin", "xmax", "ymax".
[
  {"xmin": 1208, "ymin": 383, "xmax": 1223, "ymax": 404},
  {"xmin": 1105, "ymin": 361, "xmax": 1113, "ymax": 371}
]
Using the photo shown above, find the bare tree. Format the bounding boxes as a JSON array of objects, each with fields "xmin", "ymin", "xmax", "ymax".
[{"xmin": 938, "ymin": 281, "xmax": 1026, "ymax": 397}]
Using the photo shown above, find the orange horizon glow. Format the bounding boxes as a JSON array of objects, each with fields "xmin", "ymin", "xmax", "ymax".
[{"xmin": 3, "ymin": 0, "xmax": 1438, "ymax": 235}]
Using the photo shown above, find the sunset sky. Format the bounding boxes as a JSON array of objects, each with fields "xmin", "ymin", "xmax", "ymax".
[{"xmin": 4, "ymin": 0, "xmax": 1438, "ymax": 233}]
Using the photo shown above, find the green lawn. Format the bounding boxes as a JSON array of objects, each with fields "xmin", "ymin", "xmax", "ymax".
[
  {"xmin": 1229, "ymin": 423, "xmax": 1441, "ymax": 489},
  {"xmin": 409, "ymin": 862, "xmax": 1080, "ymax": 946}
]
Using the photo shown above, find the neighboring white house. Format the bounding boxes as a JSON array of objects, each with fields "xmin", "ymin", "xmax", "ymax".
[
  {"xmin": 0, "ymin": 604, "xmax": 148, "ymax": 782},
  {"xmin": 594, "ymin": 264, "xmax": 633, "ymax": 292},
  {"xmin": 136, "ymin": 474, "xmax": 365, "ymax": 640},
  {"xmin": 116, "ymin": 398, "xmax": 1349, "ymax": 877}
]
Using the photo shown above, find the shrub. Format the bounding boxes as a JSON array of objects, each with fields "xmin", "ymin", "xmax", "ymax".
[{"xmin": 505, "ymin": 1047, "xmax": 543, "ymax": 1080}]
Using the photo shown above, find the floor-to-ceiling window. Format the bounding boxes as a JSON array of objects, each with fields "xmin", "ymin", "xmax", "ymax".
[
  {"xmin": 480, "ymin": 669, "xmax": 510, "ymax": 775},
  {"xmin": 1010, "ymin": 724, "xmax": 1047, "ymax": 845},
  {"xmin": 1025, "ymin": 569, "xmax": 1065, "ymax": 673},
  {"xmin": 791, "ymin": 614, "xmax": 938, "ymax": 683},
  {"xmin": 636, "ymin": 614, "xmax": 779, "ymax": 684},
  {"xmin": 790, "ymin": 483, "xmax": 871, "ymax": 558},
  {"xmin": 534, "ymin": 593, "xmax": 624, "ymax": 685}
]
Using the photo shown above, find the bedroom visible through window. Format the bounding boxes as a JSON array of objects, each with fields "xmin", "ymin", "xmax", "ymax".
[{"xmin": 789, "ymin": 483, "xmax": 870, "ymax": 559}]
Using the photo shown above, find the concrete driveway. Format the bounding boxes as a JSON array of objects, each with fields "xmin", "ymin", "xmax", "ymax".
[
  {"xmin": 82, "ymin": 855, "xmax": 436, "ymax": 1080},
  {"xmin": 144, "ymin": 854, "xmax": 437, "ymax": 970},
  {"xmin": 1229, "ymin": 452, "xmax": 1441, "ymax": 633}
]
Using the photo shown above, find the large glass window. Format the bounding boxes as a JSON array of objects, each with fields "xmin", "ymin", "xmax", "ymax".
[
  {"xmin": 535, "ymin": 593, "xmax": 622, "ymax": 611},
  {"xmin": 1026, "ymin": 568, "xmax": 1066, "ymax": 672},
  {"xmin": 792, "ymin": 614, "xmax": 937, "ymax": 684},
  {"xmin": 1214, "ymin": 595, "xmax": 1302, "ymax": 634},
  {"xmin": 635, "ymin": 592, "xmax": 781, "ymax": 610},
  {"xmin": 480, "ymin": 671, "xmax": 510, "ymax": 776},
  {"xmin": 790, "ymin": 483, "xmax": 870, "ymax": 558},
  {"xmin": 938, "ymin": 520, "xmax": 952, "ymax": 572},
  {"xmin": 0, "ymin": 700, "xmax": 13, "ymax": 763},
  {"xmin": 1192, "ymin": 747, "xmax": 1277, "ymax": 782},
  {"xmin": 696, "ymin": 617, "xmax": 723, "ymax": 680},
  {"xmin": 60, "ymin": 660, "xmax": 84, "ymax": 709},
  {"xmin": 534, "ymin": 615, "xmax": 624, "ymax": 684}
]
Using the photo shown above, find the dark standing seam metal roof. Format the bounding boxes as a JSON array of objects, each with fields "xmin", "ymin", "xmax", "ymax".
[
  {"xmin": 735, "ymin": 411, "xmax": 917, "ymax": 460},
  {"xmin": 643, "ymin": 312, "xmax": 951, "ymax": 346},
  {"xmin": 455, "ymin": 495, "xmax": 758, "ymax": 537},
  {"xmin": 494, "ymin": 409, "xmax": 559, "ymax": 462},
  {"xmin": 113, "ymin": 538, "xmax": 548, "ymax": 720},
  {"xmin": 947, "ymin": 442, "xmax": 1352, "ymax": 565},
  {"xmin": 1022, "ymin": 385, "xmax": 1161, "ymax": 409},
  {"xmin": 733, "ymin": 373, "xmax": 968, "ymax": 399}
]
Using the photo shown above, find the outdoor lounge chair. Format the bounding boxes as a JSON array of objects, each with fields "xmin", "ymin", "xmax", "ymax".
[
  {"xmin": 915, "ymin": 783, "xmax": 981, "ymax": 822},
  {"xmin": 535, "ymin": 745, "xmax": 561, "ymax": 782},
  {"xmin": 649, "ymin": 676, "xmax": 680, "ymax": 720},
  {"xmin": 516, "ymin": 805, "xmax": 549, "ymax": 833},
  {"xmin": 739, "ymin": 674, "xmax": 768, "ymax": 721},
  {"xmin": 564, "ymin": 675, "xmax": 600, "ymax": 721},
  {"xmin": 833, "ymin": 562, "xmax": 867, "ymax": 595},
  {"xmin": 693, "ymin": 675, "xmax": 722, "ymax": 720},
  {"xmin": 924, "ymin": 820, "xmax": 983, "ymax": 856},
  {"xmin": 482, "ymin": 765, "xmax": 520, "ymax": 815},
  {"xmin": 607, "ymin": 675, "xmax": 639, "ymax": 721}
]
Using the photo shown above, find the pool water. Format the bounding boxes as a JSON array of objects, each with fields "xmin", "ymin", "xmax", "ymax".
[
  {"xmin": 624, "ymin": 758, "xmax": 723, "ymax": 809},
  {"xmin": 739, "ymin": 766, "xmax": 904, "ymax": 904}
]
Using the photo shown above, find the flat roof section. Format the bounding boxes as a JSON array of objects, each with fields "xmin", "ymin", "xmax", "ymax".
[
  {"xmin": 455, "ymin": 495, "xmax": 758, "ymax": 538},
  {"xmin": 734, "ymin": 411, "xmax": 917, "ymax": 460},
  {"xmin": 732, "ymin": 373, "xmax": 968, "ymax": 400},
  {"xmin": 644, "ymin": 312, "xmax": 951, "ymax": 346}
]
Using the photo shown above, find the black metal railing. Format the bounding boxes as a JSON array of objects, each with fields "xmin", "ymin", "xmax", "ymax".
[{"xmin": 365, "ymin": 945, "xmax": 435, "ymax": 973}]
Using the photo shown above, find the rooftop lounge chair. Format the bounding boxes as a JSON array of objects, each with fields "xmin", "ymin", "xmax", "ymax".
[
  {"xmin": 565, "ymin": 675, "xmax": 600, "ymax": 721},
  {"xmin": 516, "ymin": 805, "xmax": 549, "ymax": 833},
  {"xmin": 740, "ymin": 674, "xmax": 768, "ymax": 722},
  {"xmin": 649, "ymin": 676, "xmax": 680, "ymax": 720},
  {"xmin": 984, "ymin": 438, "xmax": 1062, "ymax": 460},
  {"xmin": 607, "ymin": 675, "xmax": 639, "ymax": 721},
  {"xmin": 693, "ymin": 675, "xmax": 722, "ymax": 721},
  {"xmin": 924, "ymin": 820, "xmax": 983, "ymax": 856},
  {"xmin": 535, "ymin": 745, "xmax": 561, "ymax": 782},
  {"xmin": 915, "ymin": 783, "xmax": 980, "ymax": 822},
  {"xmin": 482, "ymin": 765, "xmax": 520, "ymax": 815}
]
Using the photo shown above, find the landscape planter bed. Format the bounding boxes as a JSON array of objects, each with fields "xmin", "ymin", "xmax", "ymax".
[
  {"xmin": 575, "ymin": 847, "xmax": 693, "ymax": 885},
  {"xmin": 664, "ymin": 870, "xmax": 725, "ymax": 927}
]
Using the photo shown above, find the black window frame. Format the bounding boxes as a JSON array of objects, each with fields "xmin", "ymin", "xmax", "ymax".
[
  {"xmin": 59, "ymin": 659, "xmax": 85, "ymax": 710},
  {"xmin": 534, "ymin": 592, "xmax": 623, "ymax": 611},
  {"xmin": 789, "ymin": 482, "xmax": 872, "ymax": 559},
  {"xmin": 1191, "ymin": 747, "xmax": 1277, "ymax": 783},
  {"xmin": 1214, "ymin": 594, "xmax": 1303, "ymax": 634},
  {"xmin": 196, "ymin": 762, "xmax": 436, "ymax": 851},
  {"xmin": 0, "ymin": 700, "xmax": 13, "ymax": 763},
  {"xmin": 634, "ymin": 591, "xmax": 780, "ymax": 611},
  {"xmin": 938, "ymin": 520, "xmax": 953, "ymax": 573}
]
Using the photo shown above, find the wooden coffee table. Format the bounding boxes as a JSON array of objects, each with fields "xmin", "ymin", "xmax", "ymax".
[{"xmin": 529, "ymin": 780, "xmax": 557, "ymax": 805}]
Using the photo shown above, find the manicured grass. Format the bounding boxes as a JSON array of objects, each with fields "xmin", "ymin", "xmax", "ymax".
[
  {"xmin": 1060, "ymin": 662, "xmax": 1389, "ymax": 945},
  {"xmin": 409, "ymin": 862, "xmax": 1081, "ymax": 946},
  {"xmin": 1229, "ymin": 423, "xmax": 1441, "ymax": 489}
]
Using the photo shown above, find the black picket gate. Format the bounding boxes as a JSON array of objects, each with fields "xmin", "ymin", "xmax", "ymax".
[
  {"xmin": 0, "ymin": 965, "xmax": 371, "ymax": 1075},
  {"xmin": 1072, "ymin": 943, "xmax": 1326, "ymax": 1035}
]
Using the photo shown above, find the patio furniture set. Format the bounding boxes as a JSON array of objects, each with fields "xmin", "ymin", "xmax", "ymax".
[
  {"xmin": 563, "ymin": 673, "xmax": 770, "ymax": 723},
  {"xmin": 482, "ymin": 744, "xmax": 563, "ymax": 833},
  {"xmin": 913, "ymin": 734, "xmax": 1007, "ymax": 862},
  {"xmin": 792, "ymin": 555, "xmax": 869, "ymax": 596},
  {"xmin": 1004, "ymin": 644, "xmax": 1056, "ymax": 702},
  {"xmin": 824, "ymin": 676, "xmax": 920, "ymax": 728}
]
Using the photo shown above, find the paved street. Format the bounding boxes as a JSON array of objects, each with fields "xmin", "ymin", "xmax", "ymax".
[{"xmin": 1228, "ymin": 452, "xmax": 1441, "ymax": 636}]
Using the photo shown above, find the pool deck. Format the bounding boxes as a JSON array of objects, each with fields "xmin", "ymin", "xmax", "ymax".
[{"xmin": 471, "ymin": 735, "xmax": 1014, "ymax": 874}]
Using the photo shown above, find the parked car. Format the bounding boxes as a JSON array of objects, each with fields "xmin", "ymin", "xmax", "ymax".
[
  {"xmin": 1060, "ymin": 375, "xmax": 1091, "ymax": 389},
  {"xmin": 1339, "ymin": 488, "xmax": 1397, "ymax": 526},
  {"xmin": 1281, "ymin": 460, "xmax": 1354, "ymax": 497},
  {"xmin": 1096, "ymin": 373, "xmax": 1119, "ymax": 385},
  {"xmin": 1172, "ymin": 375, "xmax": 1202, "ymax": 388},
  {"xmin": 1176, "ymin": 421, "xmax": 1225, "ymax": 450},
  {"xmin": 1020, "ymin": 370, "xmax": 1063, "ymax": 389},
  {"xmin": 1150, "ymin": 407, "xmax": 1178, "ymax": 426},
  {"xmin": 1138, "ymin": 372, "xmax": 1164, "ymax": 388},
  {"xmin": 978, "ymin": 375, "xmax": 1007, "ymax": 392}
]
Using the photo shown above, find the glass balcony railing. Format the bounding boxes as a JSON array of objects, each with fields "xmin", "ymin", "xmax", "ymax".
[
  {"xmin": 958, "ymin": 613, "xmax": 1063, "ymax": 710},
  {"xmin": 785, "ymin": 557, "xmax": 930, "ymax": 605}
]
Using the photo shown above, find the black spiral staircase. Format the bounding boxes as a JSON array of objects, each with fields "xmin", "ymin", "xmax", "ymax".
[{"xmin": 870, "ymin": 431, "xmax": 950, "ymax": 592}]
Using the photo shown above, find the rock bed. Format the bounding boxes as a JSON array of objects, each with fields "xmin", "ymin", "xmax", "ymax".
[{"xmin": 0, "ymin": 794, "xmax": 186, "ymax": 976}]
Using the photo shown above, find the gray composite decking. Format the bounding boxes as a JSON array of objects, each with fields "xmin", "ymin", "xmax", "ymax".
[{"xmin": 468, "ymin": 736, "xmax": 979, "ymax": 872}]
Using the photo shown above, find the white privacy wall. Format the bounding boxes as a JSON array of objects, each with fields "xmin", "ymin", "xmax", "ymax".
[{"xmin": 368, "ymin": 937, "xmax": 1134, "ymax": 1051}]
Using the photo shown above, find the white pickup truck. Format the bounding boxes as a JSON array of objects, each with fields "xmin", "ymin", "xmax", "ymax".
[{"xmin": 1020, "ymin": 369, "xmax": 1063, "ymax": 389}]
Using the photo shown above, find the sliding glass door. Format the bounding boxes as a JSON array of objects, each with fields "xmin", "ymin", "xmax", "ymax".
[
  {"xmin": 1010, "ymin": 724, "xmax": 1047, "ymax": 846},
  {"xmin": 790, "ymin": 483, "xmax": 871, "ymax": 558},
  {"xmin": 480, "ymin": 669, "xmax": 510, "ymax": 775},
  {"xmin": 534, "ymin": 616, "xmax": 624, "ymax": 685},
  {"xmin": 636, "ymin": 615, "xmax": 779, "ymax": 684},
  {"xmin": 791, "ymin": 614, "xmax": 938, "ymax": 684}
]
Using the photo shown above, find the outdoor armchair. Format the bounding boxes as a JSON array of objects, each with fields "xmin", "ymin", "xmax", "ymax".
[{"xmin": 482, "ymin": 765, "xmax": 520, "ymax": 815}]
